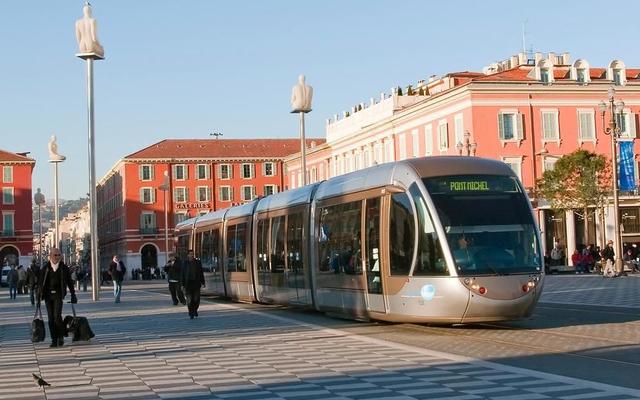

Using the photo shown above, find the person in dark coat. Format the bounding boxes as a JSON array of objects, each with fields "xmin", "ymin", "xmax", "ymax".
[
  {"xmin": 163, "ymin": 253, "xmax": 186, "ymax": 306},
  {"xmin": 108, "ymin": 255, "xmax": 126, "ymax": 303},
  {"xmin": 26, "ymin": 262, "xmax": 39, "ymax": 306},
  {"xmin": 181, "ymin": 250, "xmax": 205, "ymax": 319},
  {"xmin": 38, "ymin": 248, "xmax": 77, "ymax": 348}
]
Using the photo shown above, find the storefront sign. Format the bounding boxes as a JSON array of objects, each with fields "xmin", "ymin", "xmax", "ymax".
[{"xmin": 176, "ymin": 202, "xmax": 211, "ymax": 210}]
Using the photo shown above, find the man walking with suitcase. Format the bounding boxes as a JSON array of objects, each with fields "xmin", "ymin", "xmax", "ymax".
[
  {"xmin": 38, "ymin": 248, "xmax": 77, "ymax": 347},
  {"xmin": 181, "ymin": 250, "xmax": 205, "ymax": 319}
]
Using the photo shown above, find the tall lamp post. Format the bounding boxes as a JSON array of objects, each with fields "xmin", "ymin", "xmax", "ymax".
[
  {"xmin": 34, "ymin": 188, "xmax": 46, "ymax": 268},
  {"xmin": 599, "ymin": 86, "xmax": 625, "ymax": 274},
  {"xmin": 75, "ymin": 2, "xmax": 105, "ymax": 300},
  {"xmin": 48, "ymin": 136, "xmax": 66, "ymax": 247},
  {"xmin": 158, "ymin": 171, "xmax": 171, "ymax": 265},
  {"xmin": 290, "ymin": 75, "xmax": 313, "ymax": 186}
]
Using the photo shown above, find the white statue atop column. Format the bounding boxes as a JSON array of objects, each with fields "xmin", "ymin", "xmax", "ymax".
[
  {"xmin": 48, "ymin": 135, "xmax": 66, "ymax": 162},
  {"xmin": 75, "ymin": 2, "xmax": 105, "ymax": 58},
  {"xmin": 291, "ymin": 75, "xmax": 313, "ymax": 112}
]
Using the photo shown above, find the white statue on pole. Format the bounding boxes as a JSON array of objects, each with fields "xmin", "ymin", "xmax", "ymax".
[
  {"xmin": 75, "ymin": 2, "xmax": 105, "ymax": 58},
  {"xmin": 291, "ymin": 75, "xmax": 313, "ymax": 113},
  {"xmin": 48, "ymin": 135, "xmax": 66, "ymax": 162}
]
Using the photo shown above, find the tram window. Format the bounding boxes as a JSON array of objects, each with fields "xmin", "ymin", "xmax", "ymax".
[
  {"xmin": 176, "ymin": 234, "xmax": 189, "ymax": 260},
  {"xmin": 317, "ymin": 200, "xmax": 362, "ymax": 289},
  {"xmin": 389, "ymin": 192, "xmax": 415, "ymax": 276},
  {"xmin": 287, "ymin": 212, "xmax": 305, "ymax": 288},
  {"xmin": 409, "ymin": 184, "xmax": 447, "ymax": 276},
  {"xmin": 194, "ymin": 233, "xmax": 203, "ymax": 258},
  {"xmin": 211, "ymin": 229, "xmax": 221, "ymax": 273},
  {"xmin": 201, "ymin": 230, "xmax": 214, "ymax": 272},
  {"xmin": 226, "ymin": 223, "xmax": 248, "ymax": 272},
  {"xmin": 256, "ymin": 219, "xmax": 270, "ymax": 284},
  {"xmin": 270, "ymin": 216, "xmax": 286, "ymax": 274}
]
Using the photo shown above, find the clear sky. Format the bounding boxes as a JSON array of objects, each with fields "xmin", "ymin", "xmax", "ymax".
[{"xmin": 1, "ymin": 1, "xmax": 639, "ymax": 200}]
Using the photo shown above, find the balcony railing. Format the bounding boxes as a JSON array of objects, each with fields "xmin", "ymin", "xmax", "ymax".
[{"xmin": 139, "ymin": 227, "xmax": 158, "ymax": 235}]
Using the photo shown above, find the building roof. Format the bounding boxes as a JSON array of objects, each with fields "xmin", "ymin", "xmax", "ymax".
[
  {"xmin": 125, "ymin": 139, "xmax": 326, "ymax": 161},
  {"xmin": 0, "ymin": 149, "xmax": 36, "ymax": 164}
]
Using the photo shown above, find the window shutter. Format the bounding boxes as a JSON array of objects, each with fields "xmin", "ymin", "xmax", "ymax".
[
  {"xmin": 138, "ymin": 166, "xmax": 143, "ymax": 180},
  {"xmin": 184, "ymin": 166, "xmax": 188, "ymax": 180},
  {"xmin": 139, "ymin": 188, "xmax": 144, "ymax": 202},
  {"xmin": 516, "ymin": 113, "xmax": 524, "ymax": 139},
  {"xmin": 139, "ymin": 214, "xmax": 144, "ymax": 228},
  {"xmin": 185, "ymin": 188, "xmax": 189, "ymax": 202},
  {"xmin": 229, "ymin": 165, "xmax": 233, "ymax": 179},
  {"xmin": 498, "ymin": 113, "xmax": 504, "ymax": 139},
  {"xmin": 150, "ymin": 166, "xmax": 155, "ymax": 180},
  {"xmin": 251, "ymin": 164, "xmax": 256, "ymax": 178},
  {"xmin": 152, "ymin": 189, "xmax": 156, "ymax": 203},
  {"xmin": 630, "ymin": 113, "xmax": 637, "ymax": 138},
  {"xmin": 230, "ymin": 187, "xmax": 234, "ymax": 201}
]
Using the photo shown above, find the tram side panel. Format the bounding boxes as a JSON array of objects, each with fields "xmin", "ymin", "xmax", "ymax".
[
  {"xmin": 223, "ymin": 217, "xmax": 255, "ymax": 302},
  {"xmin": 196, "ymin": 226, "xmax": 227, "ymax": 297}
]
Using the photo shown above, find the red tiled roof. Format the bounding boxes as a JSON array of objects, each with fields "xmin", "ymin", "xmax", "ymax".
[
  {"xmin": 0, "ymin": 149, "xmax": 35, "ymax": 163},
  {"xmin": 473, "ymin": 67, "xmax": 534, "ymax": 82},
  {"xmin": 125, "ymin": 139, "xmax": 326, "ymax": 160}
]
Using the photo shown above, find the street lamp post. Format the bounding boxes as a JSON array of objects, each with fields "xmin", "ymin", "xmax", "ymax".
[
  {"xmin": 599, "ymin": 86, "xmax": 625, "ymax": 275},
  {"xmin": 48, "ymin": 136, "xmax": 66, "ymax": 248},
  {"xmin": 159, "ymin": 171, "xmax": 171, "ymax": 265},
  {"xmin": 34, "ymin": 189, "xmax": 45, "ymax": 268},
  {"xmin": 291, "ymin": 75, "xmax": 313, "ymax": 186},
  {"xmin": 75, "ymin": 2, "xmax": 105, "ymax": 301}
]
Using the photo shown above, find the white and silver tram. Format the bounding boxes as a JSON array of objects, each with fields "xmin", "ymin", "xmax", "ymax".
[{"xmin": 175, "ymin": 156, "xmax": 544, "ymax": 324}]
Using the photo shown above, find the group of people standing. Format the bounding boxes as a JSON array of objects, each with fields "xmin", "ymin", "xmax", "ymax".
[{"xmin": 6, "ymin": 264, "xmax": 38, "ymax": 301}]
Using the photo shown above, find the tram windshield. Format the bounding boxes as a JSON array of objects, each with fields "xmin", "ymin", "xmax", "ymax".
[{"xmin": 423, "ymin": 175, "xmax": 541, "ymax": 276}]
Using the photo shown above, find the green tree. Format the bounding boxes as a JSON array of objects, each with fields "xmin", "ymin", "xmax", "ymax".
[{"xmin": 536, "ymin": 149, "xmax": 612, "ymax": 246}]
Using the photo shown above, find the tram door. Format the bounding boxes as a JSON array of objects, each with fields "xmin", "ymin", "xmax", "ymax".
[{"xmin": 364, "ymin": 197, "xmax": 386, "ymax": 313}]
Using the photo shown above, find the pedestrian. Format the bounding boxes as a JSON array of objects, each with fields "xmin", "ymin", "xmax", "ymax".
[
  {"xmin": 108, "ymin": 255, "xmax": 126, "ymax": 303},
  {"xmin": 550, "ymin": 242, "xmax": 564, "ymax": 267},
  {"xmin": 17, "ymin": 265, "xmax": 26, "ymax": 294},
  {"xmin": 572, "ymin": 250, "xmax": 583, "ymax": 274},
  {"xmin": 163, "ymin": 253, "xmax": 186, "ymax": 306},
  {"xmin": 26, "ymin": 262, "xmax": 39, "ymax": 305},
  {"xmin": 37, "ymin": 248, "xmax": 77, "ymax": 348},
  {"xmin": 7, "ymin": 265, "xmax": 18, "ymax": 299},
  {"xmin": 602, "ymin": 240, "xmax": 616, "ymax": 278},
  {"xmin": 181, "ymin": 250, "xmax": 205, "ymax": 319}
]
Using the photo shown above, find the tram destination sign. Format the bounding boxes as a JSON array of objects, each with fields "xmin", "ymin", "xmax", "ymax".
[{"xmin": 424, "ymin": 175, "xmax": 518, "ymax": 194}]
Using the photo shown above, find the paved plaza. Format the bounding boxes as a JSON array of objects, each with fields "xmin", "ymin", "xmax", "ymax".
[{"xmin": 1, "ymin": 279, "xmax": 639, "ymax": 400}]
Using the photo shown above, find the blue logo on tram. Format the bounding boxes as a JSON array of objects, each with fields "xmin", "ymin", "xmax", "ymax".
[{"xmin": 420, "ymin": 284, "xmax": 436, "ymax": 301}]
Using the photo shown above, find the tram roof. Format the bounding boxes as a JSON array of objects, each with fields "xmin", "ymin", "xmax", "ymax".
[
  {"xmin": 255, "ymin": 183, "xmax": 320, "ymax": 213},
  {"xmin": 194, "ymin": 208, "xmax": 227, "ymax": 228},
  {"xmin": 225, "ymin": 200, "xmax": 258, "ymax": 220},
  {"xmin": 175, "ymin": 216, "xmax": 198, "ymax": 232},
  {"xmin": 314, "ymin": 161, "xmax": 398, "ymax": 201},
  {"xmin": 402, "ymin": 156, "xmax": 516, "ymax": 178}
]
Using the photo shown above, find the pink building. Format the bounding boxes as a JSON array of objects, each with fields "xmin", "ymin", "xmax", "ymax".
[{"xmin": 285, "ymin": 52, "xmax": 640, "ymax": 262}]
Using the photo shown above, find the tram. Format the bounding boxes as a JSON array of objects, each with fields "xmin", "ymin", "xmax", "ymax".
[{"xmin": 175, "ymin": 156, "xmax": 544, "ymax": 324}]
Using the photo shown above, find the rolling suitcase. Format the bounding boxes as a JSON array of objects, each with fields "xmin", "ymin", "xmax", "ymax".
[
  {"xmin": 31, "ymin": 303, "xmax": 45, "ymax": 342},
  {"xmin": 64, "ymin": 303, "xmax": 95, "ymax": 342}
]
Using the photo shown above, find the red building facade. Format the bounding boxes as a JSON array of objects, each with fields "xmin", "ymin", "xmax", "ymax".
[
  {"xmin": 96, "ymin": 138, "xmax": 323, "ymax": 272},
  {"xmin": 0, "ymin": 149, "xmax": 35, "ymax": 267}
]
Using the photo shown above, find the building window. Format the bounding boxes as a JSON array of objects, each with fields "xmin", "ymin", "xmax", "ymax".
[
  {"xmin": 197, "ymin": 186, "xmax": 210, "ymax": 202},
  {"xmin": 542, "ymin": 156, "xmax": 559, "ymax": 172},
  {"xmin": 219, "ymin": 186, "xmax": 232, "ymax": 202},
  {"xmin": 173, "ymin": 164, "xmax": 187, "ymax": 180},
  {"xmin": 263, "ymin": 162, "xmax": 274, "ymax": 177},
  {"xmin": 454, "ymin": 113, "xmax": 464, "ymax": 146},
  {"xmin": 424, "ymin": 124, "xmax": 433, "ymax": 155},
  {"xmin": 438, "ymin": 121, "xmax": 448, "ymax": 151},
  {"xmin": 541, "ymin": 110, "xmax": 559, "ymax": 141},
  {"xmin": 264, "ymin": 184, "xmax": 277, "ymax": 196},
  {"xmin": 617, "ymin": 111, "xmax": 637, "ymax": 139},
  {"xmin": 174, "ymin": 187, "xmax": 188, "ymax": 203},
  {"xmin": 241, "ymin": 163, "xmax": 254, "ymax": 179},
  {"xmin": 241, "ymin": 185, "xmax": 255, "ymax": 201},
  {"xmin": 174, "ymin": 212, "xmax": 188, "ymax": 225},
  {"xmin": 503, "ymin": 157, "xmax": 523, "ymax": 181},
  {"xmin": 2, "ymin": 166, "xmax": 13, "ymax": 183},
  {"xmin": 398, "ymin": 134, "xmax": 407, "ymax": 160},
  {"xmin": 140, "ymin": 212, "xmax": 156, "ymax": 231},
  {"xmin": 613, "ymin": 69, "xmax": 623, "ymax": 86},
  {"xmin": 578, "ymin": 110, "xmax": 596, "ymax": 141},
  {"xmin": 498, "ymin": 111, "xmax": 523, "ymax": 141},
  {"xmin": 2, "ymin": 212, "xmax": 14, "ymax": 236},
  {"xmin": 2, "ymin": 187, "xmax": 14, "ymax": 205},
  {"xmin": 219, "ymin": 164, "xmax": 232, "ymax": 179},
  {"xmin": 140, "ymin": 187, "xmax": 155, "ymax": 204},
  {"xmin": 576, "ymin": 68, "xmax": 587, "ymax": 84},
  {"xmin": 139, "ymin": 165, "xmax": 154, "ymax": 181},
  {"xmin": 196, "ymin": 164, "xmax": 209, "ymax": 180},
  {"xmin": 540, "ymin": 68, "xmax": 550, "ymax": 84},
  {"xmin": 412, "ymin": 129, "xmax": 419, "ymax": 158}
]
